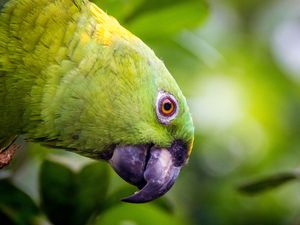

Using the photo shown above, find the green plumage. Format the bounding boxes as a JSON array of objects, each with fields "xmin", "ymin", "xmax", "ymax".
[{"xmin": 0, "ymin": 0, "xmax": 194, "ymax": 158}]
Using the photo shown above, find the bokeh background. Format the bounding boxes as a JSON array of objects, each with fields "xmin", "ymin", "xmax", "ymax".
[{"xmin": 1, "ymin": 0, "xmax": 300, "ymax": 224}]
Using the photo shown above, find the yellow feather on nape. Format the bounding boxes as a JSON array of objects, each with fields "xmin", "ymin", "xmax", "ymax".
[{"xmin": 88, "ymin": 2, "xmax": 137, "ymax": 46}]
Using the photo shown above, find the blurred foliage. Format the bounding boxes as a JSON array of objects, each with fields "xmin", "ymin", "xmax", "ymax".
[
  {"xmin": 0, "ymin": 179, "xmax": 40, "ymax": 225},
  {"xmin": 2, "ymin": 0, "xmax": 300, "ymax": 224},
  {"xmin": 93, "ymin": 0, "xmax": 208, "ymax": 39},
  {"xmin": 0, "ymin": 158, "xmax": 179, "ymax": 225},
  {"xmin": 238, "ymin": 169, "xmax": 300, "ymax": 195},
  {"xmin": 39, "ymin": 161, "xmax": 109, "ymax": 225}
]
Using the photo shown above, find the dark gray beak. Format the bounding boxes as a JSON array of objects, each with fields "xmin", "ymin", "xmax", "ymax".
[{"xmin": 109, "ymin": 141, "xmax": 188, "ymax": 203}]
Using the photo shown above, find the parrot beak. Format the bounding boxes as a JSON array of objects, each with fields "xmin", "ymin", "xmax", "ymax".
[{"xmin": 109, "ymin": 140, "xmax": 189, "ymax": 203}]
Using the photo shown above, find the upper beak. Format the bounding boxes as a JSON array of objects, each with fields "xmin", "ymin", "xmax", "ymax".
[{"xmin": 109, "ymin": 140, "xmax": 189, "ymax": 203}]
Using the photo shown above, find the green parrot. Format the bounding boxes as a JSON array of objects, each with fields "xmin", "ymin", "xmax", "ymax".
[{"xmin": 0, "ymin": 0, "xmax": 194, "ymax": 203}]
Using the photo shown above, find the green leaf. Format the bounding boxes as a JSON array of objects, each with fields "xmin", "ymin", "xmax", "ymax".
[
  {"xmin": 40, "ymin": 160, "xmax": 110, "ymax": 225},
  {"xmin": 0, "ymin": 179, "xmax": 40, "ymax": 225},
  {"xmin": 238, "ymin": 170, "xmax": 300, "ymax": 195},
  {"xmin": 75, "ymin": 162, "xmax": 110, "ymax": 224},
  {"xmin": 40, "ymin": 160, "xmax": 76, "ymax": 225},
  {"xmin": 126, "ymin": 1, "xmax": 209, "ymax": 39}
]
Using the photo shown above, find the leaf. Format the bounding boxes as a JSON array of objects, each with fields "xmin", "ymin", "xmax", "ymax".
[
  {"xmin": 0, "ymin": 179, "xmax": 40, "ymax": 225},
  {"xmin": 40, "ymin": 160, "xmax": 76, "ymax": 225},
  {"xmin": 40, "ymin": 160, "xmax": 110, "ymax": 225},
  {"xmin": 238, "ymin": 170, "xmax": 300, "ymax": 195},
  {"xmin": 126, "ymin": 0, "xmax": 209, "ymax": 39},
  {"xmin": 74, "ymin": 162, "xmax": 110, "ymax": 224}
]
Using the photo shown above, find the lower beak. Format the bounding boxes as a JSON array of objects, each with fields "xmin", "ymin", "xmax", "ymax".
[{"xmin": 109, "ymin": 141, "xmax": 188, "ymax": 203}]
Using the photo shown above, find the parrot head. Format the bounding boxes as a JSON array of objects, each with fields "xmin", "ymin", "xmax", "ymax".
[
  {"xmin": 0, "ymin": 0, "xmax": 193, "ymax": 203},
  {"xmin": 35, "ymin": 5, "xmax": 194, "ymax": 203},
  {"xmin": 92, "ymin": 35, "xmax": 194, "ymax": 203}
]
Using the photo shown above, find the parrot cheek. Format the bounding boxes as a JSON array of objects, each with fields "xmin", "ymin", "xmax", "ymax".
[{"xmin": 108, "ymin": 140, "xmax": 189, "ymax": 203}]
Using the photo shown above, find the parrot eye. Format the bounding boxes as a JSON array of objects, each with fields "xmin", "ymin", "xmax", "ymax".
[
  {"xmin": 161, "ymin": 98, "xmax": 175, "ymax": 116},
  {"xmin": 156, "ymin": 91, "xmax": 178, "ymax": 125}
]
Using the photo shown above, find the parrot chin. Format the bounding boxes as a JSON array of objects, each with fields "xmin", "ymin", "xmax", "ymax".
[{"xmin": 108, "ymin": 140, "xmax": 188, "ymax": 203}]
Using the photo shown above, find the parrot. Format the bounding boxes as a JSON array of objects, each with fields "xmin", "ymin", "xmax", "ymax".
[{"xmin": 0, "ymin": 0, "xmax": 194, "ymax": 203}]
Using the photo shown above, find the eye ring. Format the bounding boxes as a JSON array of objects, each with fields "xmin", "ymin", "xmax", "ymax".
[{"xmin": 156, "ymin": 91, "xmax": 178, "ymax": 125}]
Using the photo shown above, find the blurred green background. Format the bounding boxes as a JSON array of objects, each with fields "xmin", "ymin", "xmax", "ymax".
[{"xmin": 1, "ymin": 0, "xmax": 300, "ymax": 224}]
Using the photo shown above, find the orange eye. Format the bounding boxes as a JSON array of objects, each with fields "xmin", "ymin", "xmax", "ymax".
[
  {"xmin": 156, "ymin": 91, "xmax": 178, "ymax": 125},
  {"xmin": 161, "ymin": 98, "xmax": 175, "ymax": 116}
]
